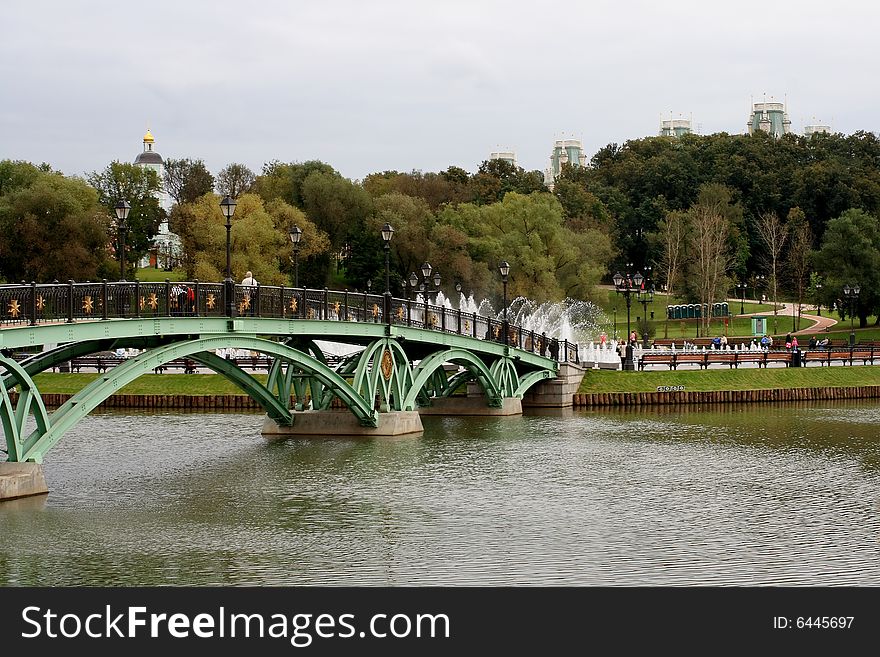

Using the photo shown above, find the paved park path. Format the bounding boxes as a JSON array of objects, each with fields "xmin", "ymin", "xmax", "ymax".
[{"xmin": 731, "ymin": 298, "xmax": 837, "ymax": 335}]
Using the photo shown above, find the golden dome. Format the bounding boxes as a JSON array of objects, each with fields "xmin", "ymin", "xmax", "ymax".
[{"xmin": 143, "ymin": 129, "xmax": 155, "ymax": 143}]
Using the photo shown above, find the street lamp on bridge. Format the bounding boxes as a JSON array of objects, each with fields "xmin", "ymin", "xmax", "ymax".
[
  {"xmin": 114, "ymin": 200, "xmax": 131, "ymax": 281},
  {"xmin": 381, "ymin": 223, "xmax": 394, "ymax": 325},
  {"xmin": 409, "ymin": 272, "xmax": 419, "ymax": 301},
  {"xmin": 499, "ymin": 260, "xmax": 510, "ymax": 345},
  {"xmin": 289, "ymin": 224, "xmax": 303, "ymax": 288},
  {"xmin": 220, "ymin": 195, "xmax": 237, "ymax": 317}
]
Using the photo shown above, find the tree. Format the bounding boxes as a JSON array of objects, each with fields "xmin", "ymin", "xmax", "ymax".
[
  {"xmin": 652, "ymin": 210, "xmax": 688, "ymax": 337},
  {"xmin": 178, "ymin": 193, "xmax": 329, "ymax": 286},
  {"xmin": 688, "ymin": 196, "xmax": 732, "ymax": 336},
  {"xmin": 756, "ymin": 211, "xmax": 788, "ymax": 334},
  {"xmin": 163, "ymin": 158, "xmax": 215, "ymax": 206},
  {"xmin": 0, "ymin": 167, "xmax": 113, "ymax": 282},
  {"xmin": 87, "ymin": 161, "xmax": 164, "ymax": 273},
  {"xmin": 785, "ymin": 207, "xmax": 813, "ymax": 331},
  {"xmin": 216, "ymin": 163, "xmax": 255, "ymax": 198},
  {"xmin": 440, "ymin": 192, "xmax": 613, "ymax": 305},
  {"xmin": 254, "ymin": 160, "xmax": 336, "ymax": 208},
  {"xmin": 813, "ymin": 208, "xmax": 880, "ymax": 327},
  {"xmin": 300, "ymin": 172, "xmax": 374, "ymax": 255}
]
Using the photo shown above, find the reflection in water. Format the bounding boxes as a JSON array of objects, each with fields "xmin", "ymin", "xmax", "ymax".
[{"xmin": 1, "ymin": 402, "xmax": 879, "ymax": 586}]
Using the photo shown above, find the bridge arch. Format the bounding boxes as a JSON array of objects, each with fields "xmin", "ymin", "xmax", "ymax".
[
  {"xmin": 15, "ymin": 336, "xmax": 378, "ymax": 463},
  {"xmin": 402, "ymin": 349, "xmax": 502, "ymax": 411}
]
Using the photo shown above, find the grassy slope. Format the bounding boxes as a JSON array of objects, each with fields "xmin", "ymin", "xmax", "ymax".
[{"xmin": 28, "ymin": 366, "xmax": 880, "ymax": 397}]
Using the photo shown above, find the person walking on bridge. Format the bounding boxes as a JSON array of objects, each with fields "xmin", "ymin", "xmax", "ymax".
[{"xmin": 241, "ymin": 270, "xmax": 258, "ymax": 316}]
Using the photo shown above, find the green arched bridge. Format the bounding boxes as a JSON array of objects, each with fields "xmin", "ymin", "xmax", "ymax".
[{"xmin": 0, "ymin": 279, "xmax": 581, "ymax": 464}]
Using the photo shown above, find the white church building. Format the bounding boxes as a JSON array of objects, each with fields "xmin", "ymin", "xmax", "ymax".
[{"xmin": 134, "ymin": 129, "xmax": 182, "ymax": 270}]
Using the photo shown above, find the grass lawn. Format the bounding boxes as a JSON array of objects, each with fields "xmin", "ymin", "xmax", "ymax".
[
  {"xmin": 32, "ymin": 372, "xmax": 268, "ymax": 395},
  {"xmin": 135, "ymin": 267, "xmax": 186, "ymax": 282},
  {"xmin": 28, "ymin": 366, "xmax": 880, "ymax": 398},
  {"xmin": 578, "ymin": 366, "xmax": 880, "ymax": 394}
]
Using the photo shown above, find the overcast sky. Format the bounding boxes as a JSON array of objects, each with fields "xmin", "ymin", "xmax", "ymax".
[{"xmin": 3, "ymin": 0, "xmax": 878, "ymax": 182}]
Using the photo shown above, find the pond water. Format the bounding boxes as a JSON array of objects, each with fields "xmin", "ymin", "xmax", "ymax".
[{"xmin": 2, "ymin": 401, "xmax": 878, "ymax": 586}]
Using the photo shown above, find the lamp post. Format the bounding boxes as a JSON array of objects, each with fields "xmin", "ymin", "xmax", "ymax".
[
  {"xmin": 815, "ymin": 282, "xmax": 823, "ymax": 316},
  {"xmin": 612, "ymin": 266, "xmax": 642, "ymax": 371},
  {"xmin": 432, "ymin": 270, "xmax": 441, "ymax": 304},
  {"xmin": 499, "ymin": 260, "xmax": 510, "ymax": 345},
  {"xmin": 843, "ymin": 283, "xmax": 860, "ymax": 347},
  {"xmin": 409, "ymin": 272, "xmax": 419, "ymax": 301},
  {"xmin": 736, "ymin": 282, "xmax": 747, "ymax": 315},
  {"xmin": 381, "ymin": 223, "xmax": 394, "ymax": 325},
  {"xmin": 754, "ymin": 274, "xmax": 766, "ymax": 303},
  {"xmin": 114, "ymin": 200, "xmax": 131, "ymax": 280},
  {"xmin": 661, "ymin": 283, "xmax": 669, "ymax": 338},
  {"xmin": 219, "ymin": 195, "xmax": 237, "ymax": 317},
  {"xmin": 637, "ymin": 274, "xmax": 654, "ymax": 349},
  {"xmin": 289, "ymin": 224, "xmax": 302, "ymax": 287}
]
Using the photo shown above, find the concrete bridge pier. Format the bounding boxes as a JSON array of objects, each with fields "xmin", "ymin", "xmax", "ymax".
[
  {"xmin": 521, "ymin": 363, "xmax": 588, "ymax": 408},
  {"xmin": 0, "ymin": 463, "xmax": 49, "ymax": 502},
  {"xmin": 261, "ymin": 410, "xmax": 424, "ymax": 438},
  {"xmin": 418, "ymin": 395, "xmax": 523, "ymax": 416}
]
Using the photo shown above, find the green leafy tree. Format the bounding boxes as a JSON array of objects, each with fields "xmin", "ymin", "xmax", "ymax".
[
  {"xmin": 179, "ymin": 193, "xmax": 328, "ymax": 286},
  {"xmin": 254, "ymin": 160, "xmax": 337, "ymax": 208},
  {"xmin": 301, "ymin": 171, "xmax": 374, "ymax": 255},
  {"xmin": 87, "ymin": 161, "xmax": 164, "ymax": 273},
  {"xmin": 813, "ymin": 208, "xmax": 880, "ymax": 327},
  {"xmin": 0, "ymin": 167, "xmax": 113, "ymax": 281},
  {"xmin": 442, "ymin": 192, "xmax": 613, "ymax": 304}
]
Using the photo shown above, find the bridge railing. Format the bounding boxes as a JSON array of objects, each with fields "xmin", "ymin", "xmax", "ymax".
[{"xmin": 0, "ymin": 280, "xmax": 579, "ymax": 364}]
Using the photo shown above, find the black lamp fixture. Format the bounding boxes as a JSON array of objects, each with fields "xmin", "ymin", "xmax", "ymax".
[
  {"xmin": 612, "ymin": 263, "xmax": 638, "ymax": 370},
  {"xmin": 843, "ymin": 283, "xmax": 860, "ymax": 347},
  {"xmin": 736, "ymin": 281, "xmax": 747, "ymax": 315},
  {"xmin": 432, "ymin": 270, "xmax": 441, "ymax": 304},
  {"xmin": 409, "ymin": 272, "xmax": 419, "ymax": 301},
  {"xmin": 114, "ymin": 200, "xmax": 131, "ymax": 281},
  {"xmin": 220, "ymin": 195, "xmax": 237, "ymax": 316},
  {"xmin": 381, "ymin": 223, "xmax": 394, "ymax": 324},
  {"xmin": 499, "ymin": 260, "xmax": 510, "ymax": 345},
  {"xmin": 289, "ymin": 224, "xmax": 303, "ymax": 288}
]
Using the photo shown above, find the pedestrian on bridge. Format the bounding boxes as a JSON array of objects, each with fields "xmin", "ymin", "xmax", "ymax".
[{"xmin": 241, "ymin": 271, "xmax": 258, "ymax": 316}]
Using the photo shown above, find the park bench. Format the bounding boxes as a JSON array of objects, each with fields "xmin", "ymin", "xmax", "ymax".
[
  {"xmin": 68, "ymin": 355, "xmax": 126, "ymax": 373},
  {"xmin": 763, "ymin": 351, "xmax": 794, "ymax": 367},
  {"xmin": 802, "ymin": 347, "xmax": 877, "ymax": 367},
  {"xmin": 669, "ymin": 352, "xmax": 710, "ymax": 370},
  {"xmin": 637, "ymin": 352, "xmax": 677, "ymax": 370}
]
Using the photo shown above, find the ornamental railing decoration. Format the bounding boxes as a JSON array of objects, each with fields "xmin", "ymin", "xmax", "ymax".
[{"xmin": 0, "ymin": 280, "xmax": 578, "ymax": 364}]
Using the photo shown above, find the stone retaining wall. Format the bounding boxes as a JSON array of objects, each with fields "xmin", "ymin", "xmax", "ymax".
[
  {"xmin": 571, "ymin": 385, "xmax": 880, "ymax": 407},
  {"xmin": 9, "ymin": 385, "xmax": 880, "ymax": 411}
]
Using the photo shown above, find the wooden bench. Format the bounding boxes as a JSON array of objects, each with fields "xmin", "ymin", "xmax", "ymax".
[
  {"xmin": 763, "ymin": 351, "xmax": 793, "ymax": 367},
  {"xmin": 638, "ymin": 353, "xmax": 677, "ymax": 370},
  {"xmin": 802, "ymin": 348, "xmax": 877, "ymax": 366},
  {"xmin": 68, "ymin": 356, "xmax": 126, "ymax": 373}
]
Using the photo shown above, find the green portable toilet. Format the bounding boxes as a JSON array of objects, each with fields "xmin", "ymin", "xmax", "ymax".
[
  {"xmin": 686, "ymin": 304, "xmax": 694, "ymax": 318},
  {"xmin": 721, "ymin": 302, "xmax": 729, "ymax": 316}
]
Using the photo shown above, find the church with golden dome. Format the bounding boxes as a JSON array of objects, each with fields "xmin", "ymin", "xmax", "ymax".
[{"xmin": 133, "ymin": 129, "xmax": 181, "ymax": 269}]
